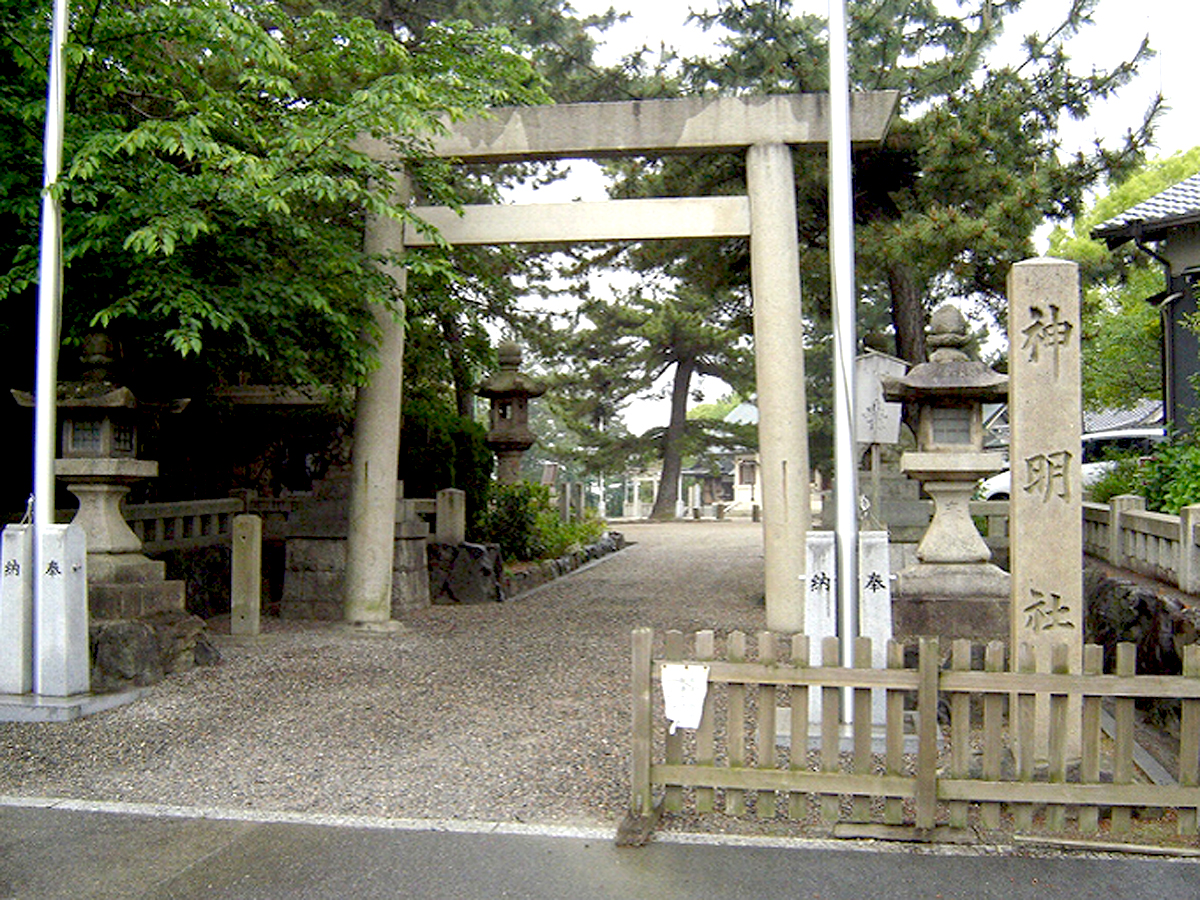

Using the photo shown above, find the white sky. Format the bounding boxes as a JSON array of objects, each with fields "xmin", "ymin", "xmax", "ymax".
[
  {"xmin": 530, "ymin": 0, "xmax": 1199, "ymax": 434},
  {"xmin": 571, "ymin": 0, "xmax": 1195, "ymax": 159}
]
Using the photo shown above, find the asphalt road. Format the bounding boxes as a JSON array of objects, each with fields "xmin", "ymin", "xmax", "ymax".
[{"xmin": 3, "ymin": 801, "xmax": 1199, "ymax": 900}]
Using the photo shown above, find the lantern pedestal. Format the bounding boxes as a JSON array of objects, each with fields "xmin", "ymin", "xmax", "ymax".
[
  {"xmin": 56, "ymin": 457, "xmax": 185, "ymax": 618},
  {"xmin": 881, "ymin": 306, "xmax": 1011, "ymax": 642}
]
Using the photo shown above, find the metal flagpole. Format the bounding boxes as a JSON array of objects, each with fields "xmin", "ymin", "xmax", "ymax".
[
  {"xmin": 34, "ymin": 0, "xmax": 70, "ymax": 533},
  {"xmin": 828, "ymin": 0, "xmax": 859, "ymax": 708}
]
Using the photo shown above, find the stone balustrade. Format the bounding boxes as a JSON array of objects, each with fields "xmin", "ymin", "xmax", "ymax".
[
  {"xmin": 124, "ymin": 498, "xmax": 243, "ymax": 553},
  {"xmin": 1083, "ymin": 495, "xmax": 1200, "ymax": 594},
  {"xmin": 116, "ymin": 487, "xmax": 467, "ymax": 556}
]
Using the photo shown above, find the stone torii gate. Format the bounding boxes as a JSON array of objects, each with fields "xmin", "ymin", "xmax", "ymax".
[{"xmin": 347, "ymin": 92, "xmax": 898, "ymax": 633}]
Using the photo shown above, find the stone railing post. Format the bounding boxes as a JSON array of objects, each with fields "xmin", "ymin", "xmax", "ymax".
[
  {"xmin": 231, "ymin": 514, "xmax": 262, "ymax": 636},
  {"xmin": 1108, "ymin": 495, "xmax": 1145, "ymax": 569},
  {"xmin": 435, "ymin": 488, "xmax": 466, "ymax": 545},
  {"xmin": 1179, "ymin": 504, "xmax": 1200, "ymax": 594}
]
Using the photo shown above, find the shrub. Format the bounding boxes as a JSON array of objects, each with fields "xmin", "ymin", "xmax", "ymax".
[
  {"xmin": 479, "ymin": 482, "xmax": 547, "ymax": 561},
  {"xmin": 1143, "ymin": 437, "xmax": 1200, "ymax": 514},
  {"xmin": 399, "ymin": 394, "xmax": 493, "ymax": 535},
  {"xmin": 479, "ymin": 482, "xmax": 607, "ymax": 562},
  {"xmin": 1086, "ymin": 456, "xmax": 1148, "ymax": 505}
]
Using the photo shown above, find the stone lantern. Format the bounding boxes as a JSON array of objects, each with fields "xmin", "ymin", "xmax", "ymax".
[
  {"xmin": 882, "ymin": 305, "xmax": 1010, "ymax": 639},
  {"xmin": 12, "ymin": 334, "xmax": 183, "ymax": 613},
  {"xmin": 477, "ymin": 341, "xmax": 546, "ymax": 484}
]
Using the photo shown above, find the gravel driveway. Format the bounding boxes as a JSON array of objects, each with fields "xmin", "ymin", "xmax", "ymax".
[{"xmin": 0, "ymin": 521, "xmax": 766, "ymax": 832}]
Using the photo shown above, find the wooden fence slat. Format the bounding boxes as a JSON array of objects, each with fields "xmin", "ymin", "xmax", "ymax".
[
  {"xmin": 632, "ymin": 628, "xmax": 1200, "ymax": 840},
  {"xmin": 916, "ymin": 637, "xmax": 939, "ymax": 831},
  {"xmin": 651, "ymin": 764, "xmax": 913, "ymax": 797},
  {"xmin": 939, "ymin": 670, "xmax": 1200, "ymax": 699},
  {"xmin": 1113, "ymin": 643, "xmax": 1136, "ymax": 834},
  {"xmin": 695, "ymin": 630, "xmax": 716, "ymax": 814},
  {"xmin": 789, "ymin": 634, "xmax": 810, "ymax": 820},
  {"xmin": 1046, "ymin": 643, "xmax": 1069, "ymax": 833},
  {"xmin": 664, "ymin": 630, "xmax": 685, "ymax": 813},
  {"xmin": 630, "ymin": 627, "xmax": 653, "ymax": 816},
  {"xmin": 949, "ymin": 640, "xmax": 971, "ymax": 830},
  {"xmin": 757, "ymin": 630, "xmax": 778, "ymax": 819},
  {"xmin": 1180, "ymin": 645, "xmax": 1200, "ymax": 835},
  {"xmin": 821, "ymin": 637, "xmax": 841, "ymax": 823},
  {"xmin": 937, "ymin": 779, "xmax": 1200, "ymax": 807},
  {"xmin": 1014, "ymin": 643, "xmax": 1037, "ymax": 832},
  {"xmin": 981, "ymin": 641, "xmax": 1004, "ymax": 830},
  {"xmin": 725, "ymin": 631, "xmax": 747, "ymax": 816},
  {"xmin": 1079, "ymin": 644, "xmax": 1103, "ymax": 833},
  {"xmin": 851, "ymin": 637, "xmax": 873, "ymax": 823},
  {"xmin": 884, "ymin": 640, "xmax": 905, "ymax": 826}
]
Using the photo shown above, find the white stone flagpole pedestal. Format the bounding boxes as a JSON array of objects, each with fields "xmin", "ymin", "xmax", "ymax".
[
  {"xmin": 33, "ymin": 523, "xmax": 89, "ymax": 697},
  {"xmin": 805, "ymin": 531, "xmax": 837, "ymax": 724},
  {"xmin": 1008, "ymin": 257, "xmax": 1084, "ymax": 762},
  {"xmin": 858, "ymin": 530, "xmax": 893, "ymax": 725},
  {"xmin": 0, "ymin": 525, "xmax": 34, "ymax": 694}
]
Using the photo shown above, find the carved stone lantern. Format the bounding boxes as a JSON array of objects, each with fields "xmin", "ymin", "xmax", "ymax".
[
  {"xmin": 12, "ymin": 334, "xmax": 183, "ymax": 610},
  {"xmin": 882, "ymin": 305, "xmax": 1010, "ymax": 638},
  {"xmin": 477, "ymin": 341, "xmax": 547, "ymax": 484}
]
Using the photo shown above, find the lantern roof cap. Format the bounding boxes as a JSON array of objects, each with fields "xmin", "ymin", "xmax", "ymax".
[
  {"xmin": 477, "ymin": 342, "xmax": 547, "ymax": 399},
  {"xmin": 881, "ymin": 303, "xmax": 1008, "ymax": 402}
]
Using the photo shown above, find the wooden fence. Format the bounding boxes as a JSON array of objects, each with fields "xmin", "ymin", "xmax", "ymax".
[{"xmin": 626, "ymin": 628, "xmax": 1200, "ymax": 844}]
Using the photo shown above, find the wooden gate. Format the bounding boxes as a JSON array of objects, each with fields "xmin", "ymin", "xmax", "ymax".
[{"xmin": 623, "ymin": 628, "xmax": 1200, "ymax": 846}]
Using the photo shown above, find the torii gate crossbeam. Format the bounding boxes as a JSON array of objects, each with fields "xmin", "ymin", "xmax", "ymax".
[{"xmin": 347, "ymin": 92, "xmax": 897, "ymax": 633}]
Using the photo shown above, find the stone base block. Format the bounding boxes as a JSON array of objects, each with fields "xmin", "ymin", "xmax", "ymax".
[
  {"xmin": 893, "ymin": 563, "xmax": 1010, "ymax": 641},
  {"xmin": 89, "ymin": 580, "xmax": 186, "ymax": 620},
  {"xmin": 89, "ymin": 610, "xmax": 219, "ymax": 694},
  {"xmin": 88, "ymin": 554, "xmax": 167, "ymax": 583},
  {"xmin": 281, "ymin": 532, "xmax": 430, "ymax": 619}
]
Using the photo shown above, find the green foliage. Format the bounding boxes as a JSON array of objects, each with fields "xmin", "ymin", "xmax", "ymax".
[
  {"xmin": 0, "ymin": 0, "xmax": 545, "ymax": 391},
  {"xmin": 398, "ymin": 392, "xmax": 493, "ymax": 534},
  {"xmin": 478, "ymin": 481, "xmax": 605, "ymax": 561},
  {"xmin": 1085, "ymin": 457, "xmax": 1148, "ymax": 505},
  {"xmin": 532, "ymin": 278, "xmax": 754, "ymax": 514},
  {"xmin": 1142, "ymin": 437, "xmax": 1200, "ymax": 515},
  {"xmin": 480, "ymin": 482, "xmax": 545, "ymax": 561},
  {"xmin": 534, "ymin": 507, "xmax": 607, "ymax": 560},
  {"xmin": 598, "ymin": 0, "xmax": 1158, "ymax": 464},
  {"xmin": 687, "ymin": 393, "xmax": 744, "ymax": 422},
  {"xmin": 1049, "ymin": 148, "xmax": 1200, "ymax": 411}
]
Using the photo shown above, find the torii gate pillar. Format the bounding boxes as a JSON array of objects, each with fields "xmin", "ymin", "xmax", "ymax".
[
  {"xmin": 344, "ymin": 173, "xmax": 410, "ymax": 630},
  {"xmin": 748, "ymin": 143, "xmax": 809, "ymax": 631}
]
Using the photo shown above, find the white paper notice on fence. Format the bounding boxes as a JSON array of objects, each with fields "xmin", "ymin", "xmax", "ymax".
[{"xmin": 661, "ymin": 663, "xmax": 710, "ymax": 734}]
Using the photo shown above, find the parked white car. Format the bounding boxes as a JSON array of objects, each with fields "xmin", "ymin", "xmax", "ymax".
[{"xmin": 976, "ymin": 427, "xmax": 1164, "ymax": 500}]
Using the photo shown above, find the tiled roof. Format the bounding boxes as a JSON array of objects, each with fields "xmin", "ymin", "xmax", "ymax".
[
  {"xmin": 1092, "ymin": 174, "xmax": 1200, "ymax": 243},
  {"xmin": 1082, "ymin": 399, "xmax": 1164, "ymax": 432}
]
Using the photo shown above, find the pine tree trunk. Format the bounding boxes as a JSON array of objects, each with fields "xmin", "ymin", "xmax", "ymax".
[
  {"xmin": 649, "ymin": 359, "xmax": 694, "ymax": 520},
  {"xmin": 888, "ymin": 262, "xmax": 927, "ymax": 436},
  {"xmin": 439, "ymin": 314, "xmax": 475, "ymax": 420},
  {"xmin": 888, "ymin": 261, "xmax": 927, "ymax": 366}
]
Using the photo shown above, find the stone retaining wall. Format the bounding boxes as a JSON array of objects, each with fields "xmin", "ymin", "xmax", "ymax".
[
  {"xmin": 1084, "ymin": 558, "xmax": 1200, "ymax": 675},
  {"xmin": 431, "ymin": 531, "xmax": 627, "ymax": 604}
]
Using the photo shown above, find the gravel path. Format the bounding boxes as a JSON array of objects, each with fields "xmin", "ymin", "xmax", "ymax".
[{"xmin": 0, "ymin": 521, "xmax": 766, "ymax": 831}]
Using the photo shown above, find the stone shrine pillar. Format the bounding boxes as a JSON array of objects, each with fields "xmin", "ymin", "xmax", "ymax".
[{"xmin": 1008, "ymin": 258, "xmax": 1083, "ymax": 760}]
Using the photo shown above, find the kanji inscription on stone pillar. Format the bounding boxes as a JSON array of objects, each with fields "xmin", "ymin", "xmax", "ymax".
[{"xmin": 1008, "ymin": 258, "xmax": 1083, "ymax": 759}]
